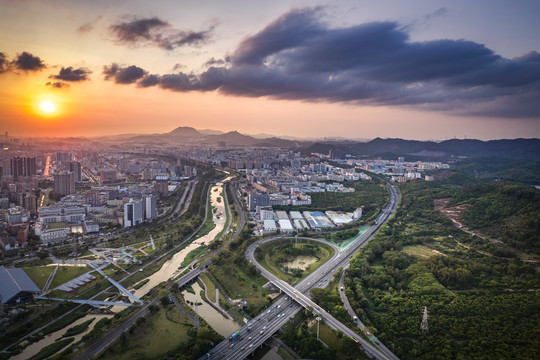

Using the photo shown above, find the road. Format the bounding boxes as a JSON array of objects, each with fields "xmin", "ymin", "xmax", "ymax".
[
  {"xmin": 75, "ymin": 175, "xmax": 239, "ymax": 360},
  {"xmin": 202, "ymin": 182, "xmax": 399, "ymax": 360}
]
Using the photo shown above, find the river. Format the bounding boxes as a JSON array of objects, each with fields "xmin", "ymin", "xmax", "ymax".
[
  {"xmin": 14, "ymin": 174, "xmax": 233, "ymax": 359},
  {"xmin": 134, "ymin": 177, "xmax": 232, "ymax": 299},
  {"xmin": 182, "ymin": 282, "xmax": 240, "ymax": 337},
  {"xmin": 12, "ymin": 313, "xmax": 113, "ymax": 360}
]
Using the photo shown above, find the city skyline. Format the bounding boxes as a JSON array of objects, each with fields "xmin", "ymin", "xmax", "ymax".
[{"xmin": 1, "ymin": 0, "xmax": 540, "ymax": 140}]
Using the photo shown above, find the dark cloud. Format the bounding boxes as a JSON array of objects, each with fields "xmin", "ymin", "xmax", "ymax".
[
  {"xmin": 0, "ymin": 52, "xmax": 8, "ymax": 73},
  {"xmin": 12, "ymin": 51, "xmax": 46, "ymax": 71},
  {"xmin": 230, "ymin": 7, "xmax": 323, "ymax": 65},
  {"xmin": 112, "ymin": 8, "xmax": 540, "ymax": 119},
  {"xmin": 110, "ymin": 17, "xmax": 214, "ymax": 50},
  {"xmin": 203, "ymin": 57, "xmax": 226, "ymax": 67},
  {"xmin": 103, "ymin": 63, "xmax": 146, "ymax": 84},
  {"xmin": 45, "ymin": 81, "xmax": 69, "ymax": 88},
  {"xmin": 49, "ymin": 66, "xmax": 91, "ymax": 82},
  {"xmin": 138, "ymin": 74, "xmax": 160, "ymax": 87}
]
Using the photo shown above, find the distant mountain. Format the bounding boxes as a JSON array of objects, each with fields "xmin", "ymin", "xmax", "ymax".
[
  {"xmin": 300, "ymin": 138, "xmax": 540, "ymax": 160},
  {"xmin": 107, "ymin": 127, "xmax": 539, "ymax": 159},
  {"xmin": 198, "ymin": 129, "xmax": 224, "ymax": 135},
  {"xmin": 200, "ymin": 131, "xmax": 297, "ymax": 147},
  {"xmin": 167, "ymin": 126, "xmax": 202, "ymax": 138}
]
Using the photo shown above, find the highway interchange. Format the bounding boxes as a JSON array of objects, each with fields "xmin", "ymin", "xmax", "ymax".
[{"xmin": 202, "ymin": 183, "xmax": 399, "ymax": 360}]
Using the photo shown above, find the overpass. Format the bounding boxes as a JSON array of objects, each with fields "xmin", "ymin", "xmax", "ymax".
[{"xmin": 202, "ymin": 183, "xmax": 399, "ymax": 360}]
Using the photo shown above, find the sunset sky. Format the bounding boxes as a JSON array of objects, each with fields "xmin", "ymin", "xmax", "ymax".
[{"xmin": 1, "ymin": 0, "xmax": 539, "ymax": 140}]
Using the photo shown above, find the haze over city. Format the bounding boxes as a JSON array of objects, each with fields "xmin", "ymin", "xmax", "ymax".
[{"xmin": 1, "ymin": 0, "xmax": 540, "ymax": 140}]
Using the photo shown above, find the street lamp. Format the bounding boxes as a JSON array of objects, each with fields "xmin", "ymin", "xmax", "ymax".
[{"xmin": 316, "ymin": 316, "xmax": 322, "ymax": 340}]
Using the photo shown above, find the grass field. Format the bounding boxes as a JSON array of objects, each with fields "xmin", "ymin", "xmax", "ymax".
[
  {"xmin": 402, "ymin": 244, "xmax": 445, "ymax": 258},
  {"xmin": 23, "ymin": 266, "xmax": 55, "ymax": 290},
  {"xmin": 308, "ymin": 321, "xmax": 340, "ymax": 346},
  {"xmin": 199, "ymin": 273, "xmax": 217, "ymax": 302},
  {"xmin": 324, "ymin": 225, "xmax": 370, "ymax": 251},
  {"xmin": 209, "ymin": 260, "xmax": 271, "ymax": 315},
  {"xmin": 99, "ymin": 306, "xmax": 192, "ymax": 360},
  {"xmin": 50, "ymin": 266, "xmax": 92, "ymax": 289},
  {"xmin": 258, "ymin": 238, "xmax": 335, "ymax": 285}
]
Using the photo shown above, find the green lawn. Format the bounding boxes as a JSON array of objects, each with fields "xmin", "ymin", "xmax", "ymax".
[
  {"xmin": 208, "ymin": 259, "xmax": 271, "ymax": 316},
  {"xmin": 48, "ymin": 222, "xmax": 67, "ymax": 229},
  {"xmin": 258, "ymin": 238, "xmax": 335, "ymax": 285},
  {"xmin": 199, "ymin": 273, "xmax": 217, "ymax": 302},
  {"xmin": 323, "ymin": 225, "xmax": 370, "ymax": 251},
  {"xmin": 402, "ymin": 244, "xmax": 446, "ymax": 258},
  {"xmin": 50, "ymin": 266, "xmax": 92, "ymax": 289},
  {"xmin": 99, "ymin": 305, "xmax": 192, "ymax": 360},
  {"xmin": 23, "ymin": 266, "xmax": 55, "ymax": 290}
]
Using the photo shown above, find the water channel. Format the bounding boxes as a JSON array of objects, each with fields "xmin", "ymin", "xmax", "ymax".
[
  {"xmin": 15, "ymin": 174, "xmax": 233, "ymax": 359},
  {"xmin": 134, "ymin": 176, "xmax": 232, "ymax": 299},
  {"xmin": 12, "ymin": 313, "xmax": 113, "ymax": 360},
  {"xmin": 181, "ymin": 282, "xmax": 240, "ymax": 337}
]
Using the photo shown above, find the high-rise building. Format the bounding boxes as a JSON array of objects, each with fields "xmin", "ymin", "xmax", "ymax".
[
  {"xmin": 10, "ymin": 157, "xmax": 36, "ymax": 180},
  {"xmin": 54, "ymin": 171, "xmax": 75, "ymax": 195},
  {"xmin": 154, "ymin": 181, "xmax": 168, "ymax": 196},
  {"xmin": 329, "ymin": 149, "xmax": 345, "ymax": 160},
  {"xmin": 144, "ymin": 195, "xmax": 157, "ymax": 220},
  {"xmin": 124, "ymin": 199, "xmax": 143, "ymax": 227},
  {"xmin": 24, "ymin": 194, "xmax": 37, "ymax": 216},
  {"xmin": 66, "ymin": 162, "xmax": 82, "ymax": 182},
  {"xmin": 56, "ymin": 152, "xmax": 73, "ymax": 162}
]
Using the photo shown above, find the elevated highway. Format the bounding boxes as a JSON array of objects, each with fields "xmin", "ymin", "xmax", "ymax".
[{"xmin": 202, "ymin": 183, "xmax": 399, "ymax": 360}]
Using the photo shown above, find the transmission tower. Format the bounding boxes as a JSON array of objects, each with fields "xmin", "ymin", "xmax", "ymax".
[{"xmin": 421, "ymin": 306, "xmax": 429, "ymax": 332}]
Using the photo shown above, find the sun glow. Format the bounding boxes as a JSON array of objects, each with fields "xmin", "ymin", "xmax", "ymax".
[{"xmin": 40, "ymin": 101, "xmax": 56, "ymax": 113}]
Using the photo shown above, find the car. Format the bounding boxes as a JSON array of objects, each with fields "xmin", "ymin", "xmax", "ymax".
[
  {"xmin": 281, "ymin": 313, "xmax": 285, "ymax": 317},
  {"xmin": 248, "ymin": 336, "xmax": 252, "ymax": 340},
  {"xmin": 277, "ymin": 305, "xmax": 281, "ymax": 309},
  {"xmin": 260, "ymin": 330, "xmax": 264, "ymax": 334},
  {"xmin": 263, "ymin": 326, "xmax": 267, "ymax": 330},
  {"xmin": 230, "ymin": 344, "xmax": 234, "ymax": 348},
  {"xmin": 241, "ymin": 346, "xmax": 245, "ymax": 350},
  {"xmin": 277, "ymin": 314, "xmax": 281, "ymax": 318},
  {"xmin": 267, "ymin": 310, "xmax": 271, "ymax": 314},
  {"xmin": 249, "ymin": 344, "xmax": 253, "ymax": 348}
]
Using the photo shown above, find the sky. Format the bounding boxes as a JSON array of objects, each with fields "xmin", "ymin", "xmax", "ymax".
[{"xmin": 0, "ymin": 0, "xmax": 539, "ymax": 141}]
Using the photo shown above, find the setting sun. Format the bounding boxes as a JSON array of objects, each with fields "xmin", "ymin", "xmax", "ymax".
[{"xmin": 40, "ymin": 100, "xmax": 56, "ymax": 113}]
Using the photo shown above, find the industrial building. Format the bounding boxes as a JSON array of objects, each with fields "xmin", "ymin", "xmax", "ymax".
[
  {"xmin": 263, "ymin": 219, "xmax": 277, "ymax": 233},
  {"xmin": 278, "ymin": 219, "xmax": 294, "ymax": 233},
  {"xmin": 0, "ymin": 266, "xmax": 41, "ymax": 305}
]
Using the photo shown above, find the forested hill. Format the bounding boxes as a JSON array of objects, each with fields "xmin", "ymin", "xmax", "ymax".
[
  {"xmin": 448, "ymin": 181, "xmax": 540, "ymax": 256},
  {"xmin": 342, "ymin": 177, "xmax": 540, "ymax": 359}
]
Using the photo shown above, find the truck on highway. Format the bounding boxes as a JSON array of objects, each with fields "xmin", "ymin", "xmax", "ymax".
[{"xmin": 229, "ymin": 331, "xmax": 240, "ymax": 341}]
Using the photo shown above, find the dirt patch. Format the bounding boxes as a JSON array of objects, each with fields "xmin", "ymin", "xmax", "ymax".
[
  {"xmin": 434, "ymin": 198, "xmax": 470, "ymax": 229},
  {"xmin": 435, "ymin": 199, "xmax": 540, "ymax": 266},
  {"xmin": 433, "ymin": 198, "xmax": 450, "ymax": 211}
]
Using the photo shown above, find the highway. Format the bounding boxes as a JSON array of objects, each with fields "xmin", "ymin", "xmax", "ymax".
[{"xmin": 202, "ymin": 182, "xmax": 399, "ymax": 360}]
